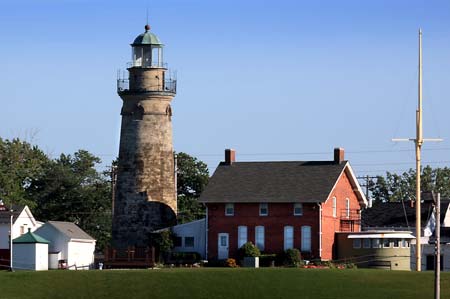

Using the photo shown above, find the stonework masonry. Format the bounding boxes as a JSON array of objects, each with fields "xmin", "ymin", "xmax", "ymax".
[{"xmin": 112, "ymin": 64, "xmax": 177, "ymax": 248}]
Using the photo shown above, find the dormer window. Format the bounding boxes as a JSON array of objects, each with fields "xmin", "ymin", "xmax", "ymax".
[
  {"xmin": 294, "ymin": 203, "xmax": 303, "ymax": 216},
  {"xmin": 259, "ymin": 203, "xmax": 268, "ymax": 216},
  {"xmin": 225, "ymin": 203, "xmax": 234, "ymax": 216}
]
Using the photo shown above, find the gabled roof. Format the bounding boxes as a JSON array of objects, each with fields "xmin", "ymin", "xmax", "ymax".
[
  {"xmin": 0, "ymin": 205, "xmax": 25, "ymax": 224},
  {"xmin": 13, "ymin": 231, "xmax": 49, "ymax": 244},
  {"xmin": 47, "ymin": 221, "xmax": 95, "ymax": 241},
  {"xmin": 199, "ymin": 160, "xmax": 354, "ymax": 203}
]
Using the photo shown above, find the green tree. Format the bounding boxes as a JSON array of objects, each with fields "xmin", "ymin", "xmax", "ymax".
[
  {"xmin": 0, "ymin": 138, "xmax": 51, "ymax": 207},
  {"xmin": 176, "ymin": 152, "xmax": 209, "ymax": 224},
  {"xmin": 29, "ymin": 150, "xmax": 112, "ymax": 251},
  {"xmin": 369, "ymin": 166, "xmax": 450, "ymax": 202}
]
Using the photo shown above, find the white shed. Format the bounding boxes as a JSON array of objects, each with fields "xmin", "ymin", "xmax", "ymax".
[
  {"xmin": 34, "ymin": 221, "xmax": 96, "ymax": 270},
  {"xmin": 13, "ymin": 230, "xmax": 49, "ymax": 271}
]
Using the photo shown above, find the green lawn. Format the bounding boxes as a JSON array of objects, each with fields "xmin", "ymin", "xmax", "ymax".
[{"xmin": 1, "ymin": 268, "xmax": 448, "ymax": 299}]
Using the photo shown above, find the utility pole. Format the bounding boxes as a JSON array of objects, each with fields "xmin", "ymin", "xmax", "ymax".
[
  {"xmin": 392, "ymin": 29, "xmax": 443, "ymax": 271},
  {"xmin": 111, "ymin": 165, "xmax": 117, "ymax": 217},
  {"xmin": 434, "ymin": 192, "xmax": 440, "ymax": 299},
  {"xmin": 9, "ymin": 206, "xmax": 14, "ymax": 272},
  {"xmin": 357, "ymin": 175, "xmax": 377, "ymax": 201}
]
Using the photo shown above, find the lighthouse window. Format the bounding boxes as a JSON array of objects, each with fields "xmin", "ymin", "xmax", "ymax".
[
  {"xmin": 143, "ymin": 47, "xmax": 151, "ymax": 67},
  {"xmin": 152, "ymin": 47, "xmax": 160, "ymax": 67},
  {"xmin": 133, "ymin": 47, "xmax": 143, "ymax": 67}
]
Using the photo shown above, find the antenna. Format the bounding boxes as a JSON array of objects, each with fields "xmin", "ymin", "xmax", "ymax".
[{"xmin": 392, "ymin": 29, "xmax": 443, "ymax": 272}]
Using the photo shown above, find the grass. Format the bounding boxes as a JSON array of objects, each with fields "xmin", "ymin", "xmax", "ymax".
[{"xmin": 0, "ymin": 268, "xmax": 449, "ymax": 299}]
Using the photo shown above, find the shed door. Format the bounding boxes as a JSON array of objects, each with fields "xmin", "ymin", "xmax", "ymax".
[{"xmin": 218, "ymin": 233, "xmax": 229, "ymax": 259}]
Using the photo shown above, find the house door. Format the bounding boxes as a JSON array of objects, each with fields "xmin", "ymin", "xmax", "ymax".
[{"xmin": 218, "ymin": 233, "xmax": 229, "ymax": 259}]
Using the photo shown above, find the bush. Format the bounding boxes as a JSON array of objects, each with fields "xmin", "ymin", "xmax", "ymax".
[
  {"xmin": 238, "ymin": 242, "xmax": 261, "ymax": 259},
  {"xmin": 225, "ymin": 258, "xmax": 238, "ymax": 268},
  {"xmin": 284, "ymin": 248, "xmax": 302, "ymax": 267},
  {"xmin": 259, "ymin": 254, "xmax": 277, "ymax": 267},
  {"xmin": 169, "ymin": 252, "xmax": 201, "ymax": 264}
]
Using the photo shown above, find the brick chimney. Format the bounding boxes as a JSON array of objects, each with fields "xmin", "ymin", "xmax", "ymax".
[
  {"xmin": 334, "ymin": 148, "xmax": 345, "ymax": 164},
  {"xmin": 224, "ymin": 149, "xmax": 236, "ymax": 165}
]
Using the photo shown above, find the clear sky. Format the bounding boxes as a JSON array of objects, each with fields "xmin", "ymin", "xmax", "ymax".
[{"xmin": 1, "ymin": 0, "xmax": 449, "ymax": 177}]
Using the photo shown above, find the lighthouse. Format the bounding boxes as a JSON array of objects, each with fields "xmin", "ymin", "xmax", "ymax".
[{"xmin": 112, "ymin": 24, "xmax": 177, "ymax": 248}]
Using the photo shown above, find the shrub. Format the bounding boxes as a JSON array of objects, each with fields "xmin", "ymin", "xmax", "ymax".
[
  {"xmin": 238, "ymin": 242, "xmax": 261, "ymax": 259},
  {"xmin": 225, "ymin": 258, "xmax": 238, "ymax": 268},
  {"xmin": 259, "ymin": 254, "xmax": 277, "ymax": 267},
  {"xmin": 283, "ymin": 248, "xmax": 302, "ymax": 267}
]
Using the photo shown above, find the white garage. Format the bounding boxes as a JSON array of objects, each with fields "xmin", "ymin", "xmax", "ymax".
[{"xmin": 34, "ymin": 221, "xmax": 96, "ymax": 270}]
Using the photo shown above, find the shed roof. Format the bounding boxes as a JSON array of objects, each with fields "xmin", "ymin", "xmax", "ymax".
[
  {"xmin": 199, "ymin": 161, "xmax": 350, "ymax": 203},
  {"xmin": 47, "ymin": 221, "xmax": 95, "ymax": 241},
  {"xmin": 13, "ymin": 231, "xmax": 50, "ymax": 244}
]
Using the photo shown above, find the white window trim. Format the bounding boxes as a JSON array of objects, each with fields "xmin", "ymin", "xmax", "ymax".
[
  {"xmin": 332, "ymin": 197, "xmax": 337, "ymax": 218},
  {"xmin": 345, "ymin": 198, "xmax": 350, "ymax": 218},
  {"xmin": 372, "ymin": 238, "xmax": 381, "ymax": 248},
  {"xmin": 238, "ymin": 226, "xmax": 247, "ymax": 248},
  {"xmin": 284, "ymin": 226, "xmax": 294, "ymax": 250},
  {"xmin": 225, "ymin": 203, "xmax": 234, "ymax": 216},
  {"xmin": 259, "ymin": 203, "xmax": 268, "ymax": 216},
  {"xmin": 393, "ymin": 239, "xmax": 400, "ymax": 248},
  {"xmin": 301, "ymin": 225, "xmax": 311, "ymax": 252},
  {"xmin": 255, "ymin": 226, "xmax": 265, "ymax": 251},
  {"xmin": 293, "ymin": 203, "xmax": 303, "ymax": 216}
]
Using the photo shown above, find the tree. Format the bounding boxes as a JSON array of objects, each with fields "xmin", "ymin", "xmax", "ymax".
[
  {"xmin": 0, "ymin": 138, "xmax": 51, "ymax": 207},
  {"xmin": 369, "ymin": 166, "xmax": 450, "ymax": 202},
  {"xmin": 29, "ymin": 150, "xmax": 112, "ymax": 251},
  {"xmin": 0, "ymin": 138, "xmax": 112, "ymax": 251},
  {"xmin": 176, "ymin": 152, "xmax": 209, "ymax": 224}
]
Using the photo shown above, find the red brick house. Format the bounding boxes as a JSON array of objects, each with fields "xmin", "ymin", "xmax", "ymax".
[{"xmin": 199, "ymin": 148, "xmax": 367, "ymax": 261}]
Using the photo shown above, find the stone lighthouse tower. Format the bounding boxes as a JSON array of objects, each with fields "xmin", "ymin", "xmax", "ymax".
[{"xmin": 112, "ymin": 24, "xmax": 177, "ymax": 248}]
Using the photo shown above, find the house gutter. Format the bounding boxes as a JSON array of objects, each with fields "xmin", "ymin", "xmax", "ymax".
[{"xmin": 317, "ymin": 203, "xmax": 322, "ymax": 259}]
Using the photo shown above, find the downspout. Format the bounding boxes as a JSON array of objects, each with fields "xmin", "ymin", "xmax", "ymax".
[
  {"xmin": 205, "ymin": 205, "xmax": 208, "ymax": 260},
  {"xmin": 317, "ymin": 203, "xmax": 322, "ymax": 259}
]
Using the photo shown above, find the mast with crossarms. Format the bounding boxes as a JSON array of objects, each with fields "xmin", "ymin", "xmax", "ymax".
[{"xmin": 392, "ymin": 29, "xmax": 443, "ymax": 271}]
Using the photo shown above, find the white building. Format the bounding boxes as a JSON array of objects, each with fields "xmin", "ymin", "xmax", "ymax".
[
  {"xmin": 34, "ymin": 221, "xmax": 96, "ymax": 270},
  {"xmin": 155, "ymin": 219, "xmax": 206, "ymax": 258},
  {"xmin": 13, "ymin": 230, "xmax": 49, "ymax": 271},
  {"xmin": 0, "ymin": 204, "xmax": 42, "ymax": 268}
]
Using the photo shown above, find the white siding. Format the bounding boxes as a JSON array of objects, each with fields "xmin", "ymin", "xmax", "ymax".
[
  {"xmin": 67, "ymin": 241, "xmax": 95, "ymax": 270},
  {"xmin": 171, "ymin": 219, "xmax": 206, "ymax": 258},
  {"xmin": 0, "ymin": 207, "xmax": 38, "ymax": 249},
  {"xmin": 34, "ymin": 223, "xmax": 95, "ymax": 270},
  {"xmin": 34, "ymin": 224, "xmax": 68, "ymax": 260},
  {"xmin": 13, "ymin": 243, "xmax": 48, "ymax": 271}
]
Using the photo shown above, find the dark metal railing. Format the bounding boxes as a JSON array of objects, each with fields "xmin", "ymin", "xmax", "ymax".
[
  {"xmin": 126, "ymin": 61, "xmax": 168, "ymax": 69},
  {"xmin": 340, "ymin": 209, "xmax": 361, "ymax": 220},
  {"xmin": 117, "ymin": 69, "xmax": 177, "ymax": 94},
  {"xmin": 117, "ymin": 78, "xmax": 177, "ymax": 94}
]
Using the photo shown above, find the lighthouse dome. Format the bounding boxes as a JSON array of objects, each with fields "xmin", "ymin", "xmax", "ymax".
[{"xmin": 132, "ymin": 25, "xmax": 163, "ymax": 46}]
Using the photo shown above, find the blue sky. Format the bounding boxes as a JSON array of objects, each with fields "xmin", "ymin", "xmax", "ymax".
[{"xmin": 1, "ymin": 0, "xmax": 449, "ymax": 176}]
